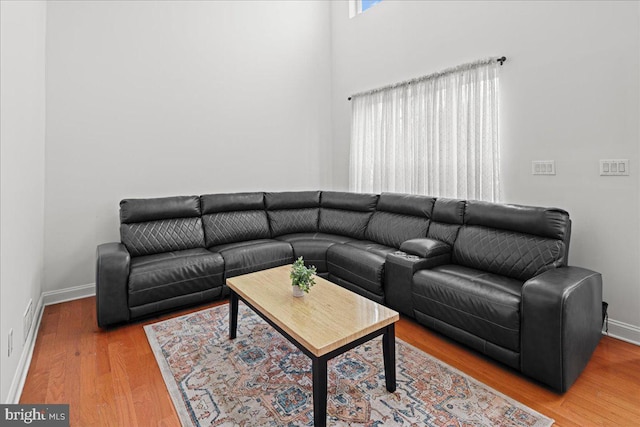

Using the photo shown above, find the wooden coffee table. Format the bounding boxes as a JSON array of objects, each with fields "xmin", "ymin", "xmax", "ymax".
[{"xmin": 227, "ymin": 265, "xmax": 399, "ymax": 427}]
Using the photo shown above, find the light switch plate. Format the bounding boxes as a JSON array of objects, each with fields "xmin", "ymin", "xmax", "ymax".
[
  {"xmin": 600, "ymin": 159, "xmax": 629, "ymax": 176},
  {"xmin": 532, "ymin": 160, "xmax": 556, "ymax": 175}
]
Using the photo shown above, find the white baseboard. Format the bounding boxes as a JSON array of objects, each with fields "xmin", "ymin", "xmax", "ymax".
[
  {"xmin": 41, "ymin": 282, "xmax": 95, "ymax": 306},
  {"xmin": 605, "ymin": 318, "xmax": 640, "ymax": 346},
  {"xmin": 5, "ymin": 294, "xmax": 45, "ymax": 404},
  {"xmin": 5, "ymin": 283, "xmax": 96, "ymax": 404}
]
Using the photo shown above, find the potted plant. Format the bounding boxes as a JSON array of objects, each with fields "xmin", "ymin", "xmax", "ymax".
[{"xmin": 290, "ymin": 256, "xmax": 317, "ymax": 297}]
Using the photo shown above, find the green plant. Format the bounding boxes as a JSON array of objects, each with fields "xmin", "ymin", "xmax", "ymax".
[{"xmin": 290, "ymin": 257, "xmax": 317, "ymax": 293}]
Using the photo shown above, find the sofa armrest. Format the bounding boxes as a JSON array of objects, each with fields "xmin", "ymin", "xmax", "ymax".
[
  {"xmin": 399, "ymin": 238, "xmax": 450, "ymax": 259},
  {"xmin": 384, "ymin": 247, "xmax": 451, "ymax": 317},
  {"xmin": 521, "ymin": 266, "xmax": 602, "ymax": 392},
  {"xmin": 96, "ymin": 242, "xmax": 131, "ymax": 328}
]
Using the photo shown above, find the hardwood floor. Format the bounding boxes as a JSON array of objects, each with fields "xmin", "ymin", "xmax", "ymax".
[{"xmin": 20, "ymin": 297, "xmax": 640, "ymax": 426}]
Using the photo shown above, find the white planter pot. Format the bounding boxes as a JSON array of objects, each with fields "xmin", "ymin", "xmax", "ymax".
[{"xmin": 292, "ymin": 285, "xmax": 305, "ymax": 297}]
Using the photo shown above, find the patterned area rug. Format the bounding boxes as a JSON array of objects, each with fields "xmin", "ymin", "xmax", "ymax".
[{"xmin": 144, "ymin": 303, "xmax": 554, "ymax": 427}]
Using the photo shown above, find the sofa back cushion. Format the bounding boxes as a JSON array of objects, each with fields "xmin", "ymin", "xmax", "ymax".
[
  {"xmin": 119, "ymin": 196, "xmax": 205, "ymax": 257},
  {"xmin": 319, "ymin": 191, "xmax": 378, "ymax": 239},
  {"xmin": 200, "ymin": 192, "xmax": 270, "ymax": 247},
  {"xmin": 427, "ymin": 198, "xmax": 466, "ymax": 246},
  {"xmin": 265, "ymin": 191, "xmax": 320, "ymax": 237},
  {"xmin": 453, "ymin": 201, "xmax": 570, "ymax": 281},
  {"xmin": 365, "ymin": 193, "xmax": 435, "ymax": 248}
]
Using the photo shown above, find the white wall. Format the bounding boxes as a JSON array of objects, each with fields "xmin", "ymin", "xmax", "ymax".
[
  {"xmin": 331, "ymin": 1, "xmax": 640, "ymax": 339},
  {"xmin": 44, "ymin": 1, "xmax": 332, "ymax": 293},
  {"xmin": 0, "ymin": 1, "xmax": 47, "ymax": 402},
  {"xmin": 7, "ymin": 0, "xmax": 639, "ymax": 362}
]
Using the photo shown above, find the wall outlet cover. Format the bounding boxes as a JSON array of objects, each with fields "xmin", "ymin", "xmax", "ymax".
[
  {"xmin": 23, "ymin": 299, "xmax": 33, "ymax": 343},
  {"xmin": 8, "ymin": 329, "xmax": 13, "ymax": 357}
]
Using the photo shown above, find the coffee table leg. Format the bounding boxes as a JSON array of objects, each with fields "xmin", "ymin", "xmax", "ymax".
[
  {"xmin": 312, "ymin": 356, "xmax": 328, "ymax": 427},
  {"xmin": 229, "ymin": 290, "xmax": 238, "ymax": 339},
  {"xmin": 383, "ymin": 323, "xmax": 396, "ymax": 392}
]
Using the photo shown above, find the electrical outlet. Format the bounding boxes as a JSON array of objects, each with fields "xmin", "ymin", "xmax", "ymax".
[
  {"xmin": 24, "ymin": 299, "xmax": 33, "ymax": 343},
  {"xmin": 600, "ymin": 159, "xmax": 629, "ymax": 176},
  {"xmin": 8, "ymin": 329, "xmax": 13, "ymax": 357},
  {"xmin": 532, "ymin": 160, "xmax": 556, "ymax": 175}
]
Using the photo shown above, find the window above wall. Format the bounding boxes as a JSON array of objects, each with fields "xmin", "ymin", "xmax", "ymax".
[{"xmin": 349, "ymin": 0, "xmax": 383, "ymax": 18}]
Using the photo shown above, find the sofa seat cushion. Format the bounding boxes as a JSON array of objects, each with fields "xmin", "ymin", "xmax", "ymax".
[
  {"xmin": 276, "ymin": 233, "xmax": 355, "ymax": 273},
  {"xmin": 327, "ymin": 243, "xmax": 395, "ymax": 297},
  {"xmin": 128, "ymin": 248, "xmax": 225, "ymax": 307},
  {"xmin": 413, "ymin": 265, "xmax": 522, "ymax": 352},
  {"xmin": 210, "ymin": 239, "xmax": 293, "ymax": 278}
]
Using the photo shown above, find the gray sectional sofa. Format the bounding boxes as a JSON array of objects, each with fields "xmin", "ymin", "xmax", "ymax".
[{"xmin": 96, "ymin": 190, "xmax": 603, "ymax": 392}]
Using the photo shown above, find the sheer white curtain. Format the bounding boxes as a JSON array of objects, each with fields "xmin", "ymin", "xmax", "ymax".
[{"xmin": 349, "ymin": 59, "xmax": 501, "ymax": 201}]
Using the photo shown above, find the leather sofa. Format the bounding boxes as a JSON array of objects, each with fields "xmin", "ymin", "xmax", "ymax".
[{"xmin": 96, "ymin": 190, "xmax": 603, "ymax": 392}]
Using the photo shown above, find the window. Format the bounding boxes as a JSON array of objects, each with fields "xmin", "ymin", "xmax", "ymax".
[
  {"xmin": 361, "ymin": 0, "xmax": 382, "ymax": 13},
  {"xmin": 350, "ymin": 0, "xmax": 383, "ymax": 18},
  {"xmin": 349, "ymin": 59, "xmax": 501, "ymax": 202}
]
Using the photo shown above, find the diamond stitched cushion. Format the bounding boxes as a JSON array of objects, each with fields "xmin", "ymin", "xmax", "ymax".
[
  {"xmin": 453, "ymin": 226, "xmax": 565, "ymax": 281},
  {"xmin": 268, "ymin": 209, "xmax": 318, "ymax": 237},
  {"xmin": 428, "ymin": 222, "xmax": 462, "ymax": 247},
  {"xmin": 120, "ymin": 218, "xmax": 205, "ymax": 257},
  {"xmin": 365, "ymin": 211, "xmax": 428, "ymax": 249},
  {"xmin": 202, "ymin": 211, "xmax": 270, "ymax": 247},
  {"xmin": 319, "ymin": 209, "xmax": 373, "ymax": 240}
]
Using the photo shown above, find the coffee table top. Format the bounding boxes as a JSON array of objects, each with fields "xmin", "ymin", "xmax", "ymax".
[{"xmin": 226, "ymin": 265, "xmax": 399, "ymax": 357}]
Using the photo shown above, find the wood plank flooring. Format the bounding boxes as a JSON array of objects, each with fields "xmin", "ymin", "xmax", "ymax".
[{"xmin": 20, "ymin": 297, "xmax": 640, "ymax": 426}]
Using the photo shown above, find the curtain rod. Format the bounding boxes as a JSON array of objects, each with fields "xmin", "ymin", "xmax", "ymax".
[{"xmin": 347, "ymin": 56, "xmax": 506, "ymax": 101}]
